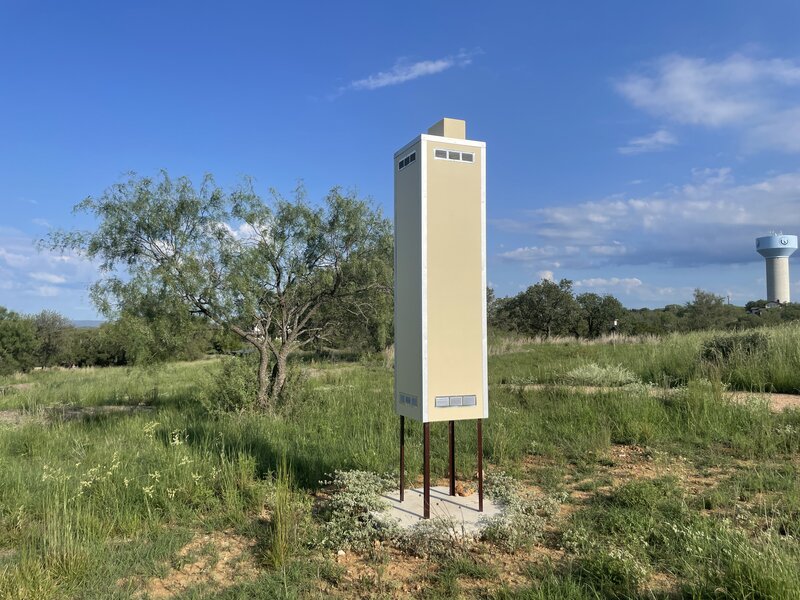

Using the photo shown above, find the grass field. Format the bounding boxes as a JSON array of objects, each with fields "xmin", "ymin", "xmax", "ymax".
[{"xmin": 2, "ymin": 324, "xmax": 800, "ymax": 598}]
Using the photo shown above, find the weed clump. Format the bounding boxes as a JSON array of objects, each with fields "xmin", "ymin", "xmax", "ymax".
[
  {"xmin": 482, "ymin": 471, "xmax": 565, "ymax": 552},
  {"xmin": 701, "ymin": 331, "xmax": 769, "ymax": 364},
  {"xmin": 395, "ymin": 517, "xmax": 470, "ymax": 559},
  {"xmin": 317, "ymin": 470, "xmax": 397, "ymax": 552},
  {"xmin": 264, "ymin": 461, "xmax": 312, "ymax": 568},
  {"xmin": 563, "ymin": 363, "xmax": 639, "ymax": 387}
]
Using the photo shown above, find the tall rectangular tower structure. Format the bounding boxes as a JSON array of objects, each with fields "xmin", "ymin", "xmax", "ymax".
[{"xmin": 394, "ymin": 118, "xmax": 488, "ymax": 423}]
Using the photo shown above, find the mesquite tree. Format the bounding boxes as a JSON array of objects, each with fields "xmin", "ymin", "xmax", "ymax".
[{"xmin": 48, "ymin": 171, "xmax": 392, "ymax": 410}]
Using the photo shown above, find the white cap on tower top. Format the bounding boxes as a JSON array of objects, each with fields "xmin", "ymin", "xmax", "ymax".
[{"xmin": 427, "ymin": 118, "xmax": 466, "ymax": 139}]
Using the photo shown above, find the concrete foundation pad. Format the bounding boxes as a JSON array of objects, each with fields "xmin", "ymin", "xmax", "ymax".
[{"xmin": 381, "ymin": 486, "xmax": 503, "ymax": 534}]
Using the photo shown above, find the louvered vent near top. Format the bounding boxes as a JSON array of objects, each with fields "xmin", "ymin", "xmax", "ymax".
[
  {"xmin": 434, "ymin": 149, "xmax": 474, "ymax": 163},
  {"xmin": 398, "ymin": 151, "xmax": 416, "ymax": 171}
]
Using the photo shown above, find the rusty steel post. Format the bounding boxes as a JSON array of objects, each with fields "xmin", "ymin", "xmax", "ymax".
[
  {"xmin": 448, "ymin": 420, "xmax": 456, "ymax": 496},
  {"xmin": 423, "ymin": 422, "xmax": 431, "ymax": 519},
  {"xmin": 399, "ymin": 416, "xmax": 405, "ymax": 502},
  {"xmin": 477, "ymin": 419, "xmax": 484, "ymax": 512}
]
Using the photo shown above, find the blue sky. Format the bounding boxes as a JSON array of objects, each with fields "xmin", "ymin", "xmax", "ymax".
[{"xmin": 2, "ymin": 1, "xmax": 800, "ymax": 319}]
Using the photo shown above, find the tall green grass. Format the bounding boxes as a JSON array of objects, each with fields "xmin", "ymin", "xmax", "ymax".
[
  {"xmin": 0, "ymin": 325, "xmax": 799, "ymax": 597},
  {"xmin": 492, "ymin": 322, "xmax": 800, "ymax": 392}
]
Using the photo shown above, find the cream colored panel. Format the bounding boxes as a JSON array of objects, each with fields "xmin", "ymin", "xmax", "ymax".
[{"xmin": 425, "ymin": 140, "xmax": 485, "ymax": 422}]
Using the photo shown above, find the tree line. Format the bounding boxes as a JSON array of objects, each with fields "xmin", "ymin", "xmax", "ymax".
[
  {"xmin": 0, "ymin": 306, "xmax": 233, "ymax": 375},
  {"xmin": 490, "ymin": 280, "xmax": 800, "ymax": 338}
]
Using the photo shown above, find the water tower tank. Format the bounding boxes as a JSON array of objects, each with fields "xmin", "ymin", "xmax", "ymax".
[{"xmin": 756, "ymin": 234, "xmax": 798, "ymax": 303}]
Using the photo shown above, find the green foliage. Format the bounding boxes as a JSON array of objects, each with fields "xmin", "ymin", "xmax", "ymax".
[
  {"xmin": 207, "ymin": 355, "xmax": 262, "ymax": 413},
  {"xmin": 317, "ymin": 470, "xmax": 397, "ymax": 552},
  {"xmin": 684, "ymin": 288, "xmax": 731, "ymax": 330},
  {"xmin": 205, "ymin": 354, "xmax": 310, "ymax": 414},
  {"xmin": 493, "ymin": 279, "xmax": 800, "ymax": 339},
  {"xmin": 494, "ymin": 278, "xmax": 578, "ymax": 338},
  {"xmin": 59, "ymin": 324, "xmax": 128, "ymax": 367},
  {"xmin": 0, "ymin": 307, "xmax": 37, "ymax": 375},
  {"xmin": 32, "ymin": 310, "xmax": 73, "ymax": 368},
  {"xmin": 576, "ymin": 292, "xmax": 624, "ymax": 338},
  {"xmin": 48, "ymin": 171, "xmax": 393, "ymax": 408}
]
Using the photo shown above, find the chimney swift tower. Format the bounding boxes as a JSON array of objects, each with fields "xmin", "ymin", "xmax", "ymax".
[
  {"xmin": 394, "ymin": 118, "xmax": 487, "ymax": 518},
  {"xmin": 756, "ymin": 234, "xmax": 798, "ymax": 303}
]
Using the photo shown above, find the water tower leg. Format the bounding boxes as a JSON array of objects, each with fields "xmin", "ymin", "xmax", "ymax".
[
  {"xmin": 423, "ymin": 422, "xmax": 430, "ymax": 519},
  {"xmin": 448, "ymin": 420, "xmax": 456, "ymax": 496},
  {"xmin": 399, "ymin": 416, "xmax": 405, "ymax": 502},
  {"xmin": 477, "ymin": 419, "xmax": 484, "ymax": 512}
]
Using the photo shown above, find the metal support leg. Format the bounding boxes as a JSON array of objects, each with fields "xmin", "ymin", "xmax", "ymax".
[
  {"xmin": 423, "ymin": 422, "xmax": 430, "ymax": 519},
  {"xmin": 477, "ymin": 419, "xmax": 484, "ymax": 512},
  {"xmin": 448, "ymin": 420, "xmax": 456, "ymax": 496},
  {"xmin": 399, "ymin": 416, "xmax": 405, "ymax": 502}
]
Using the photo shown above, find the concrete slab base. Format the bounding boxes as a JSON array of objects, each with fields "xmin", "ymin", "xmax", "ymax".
[{"xmin": 381, "ymin": 486, "xmax": 502, "ymax": 534}]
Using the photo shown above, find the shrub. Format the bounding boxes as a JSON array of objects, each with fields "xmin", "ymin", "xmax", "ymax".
[
  {"xmin": 317, "ymin": 470, "xmax": 397, "ymax": 552},
  {"xmin": 701, "ymin": 331, "xmax": 769, "ymax": 364},
  {"xmin": 395, "ymin": 517, "xmax": 470, "ymax": 559},
  {"xmin": 485, "ymin": 471, "xmax": 520, "ymax": 504},
  {"xmin": 483, "ymin": 471, "xmax": 565, "ymax": 552},
  {"xmin": 205, "ymin": 354, "xmax": 261, "ymax": 413}
]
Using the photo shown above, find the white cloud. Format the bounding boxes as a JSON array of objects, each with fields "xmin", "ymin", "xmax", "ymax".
[
  {"xmin": 32, "ymin": 218, "xmax": 52, "ymax": 228},
  {"xmin": 0, "ymin": 227, "xmax": 100, "ymax": 316},
  {"xmin": 748, "ymin": 107, "xmax": 800, "ymax": 152},
  {"xmin": 493, "ymin": 166, "xmax": 800, "ymax": 270},
  {"xmin": 498, "ymin": 246, "xmax": 558, "ymax": 262},
  {"xmin": 341, "ymin": 49, "xmax": 479, "ymax": 94},
  {"xmin": 32, "ymin": 285, "xmax": 60, "ymax": 297},
  {"xmin": 616, "ymin": 52, "xmax": 800, "ymax": 153},
  {"xmin": 618, "ymin": 129, "xmax": 677, "ymax": 155},
  {"xmin": 498, "ymin": 245, "xmax": 580, "ymax": 268},
  {"xmin": 590, "ymin": 242, "xmax": 627, "ymax": 256},
  {"xmin": 0, "ymin": 247, "xmax": 30, "ymax": 268},
  {"xmin": 537, "ymin": 270, "xmax": 554, "ymax": 282},
  {"xmin": 573, "ymin": 277, "xmax": 697, "ymax": 302},
  {"xmin": 575, "ymin": 277, "xmax": 642, "ymax": 292},
  {"xmin": 30, "ymin": 272, "xmax": 67, "ymax": 284}
]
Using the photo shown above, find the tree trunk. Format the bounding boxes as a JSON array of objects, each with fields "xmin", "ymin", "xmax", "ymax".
[
  {"xmin": 267, "ymin": 349, "xmax": 289, "ymax": 405},
  {"xmin": 256, "ymin": 347, "xmax": 271, "ymax": 411}
]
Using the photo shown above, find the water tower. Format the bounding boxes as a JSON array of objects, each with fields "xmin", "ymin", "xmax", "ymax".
[{"xmin": 756, "ymin": 234, "xmax": 798, "ymax": 303}]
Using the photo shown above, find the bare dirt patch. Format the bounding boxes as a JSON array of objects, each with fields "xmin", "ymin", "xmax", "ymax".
[
  {"xmin": 727, "ymin": 391, "xmax": 800, "ymax": 412},
  {"xmin": 330, "ymin": 546, "xmax": 429, "ymax": 598},
  {"xmin": 331, "ymin": 543, "xmax": 563, "ymax": 598},
  {"xmin": 0, "ymin": 382, "xmax": 36, "ymax": 395},
  {"xmin": 503, "ymin": 383, "xmax": 800, "ymax": 413},
  {"xmin": 127, "ymin": 530, "xmax": 259, "ymax": 599},
  {"xmin": 305, "ymin": 365, "xmax": 358, "ymax": 379},
  {"xmin": 50, "ymin": 404, "xmax": 156, "ymax": 421},
  {"xmin": 0, "ymin": 410, "xmax": 40, "ymax": 427},
  {"xmin": 0, "ymin": 405, "xmax": 155, "ymax": 427}
]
